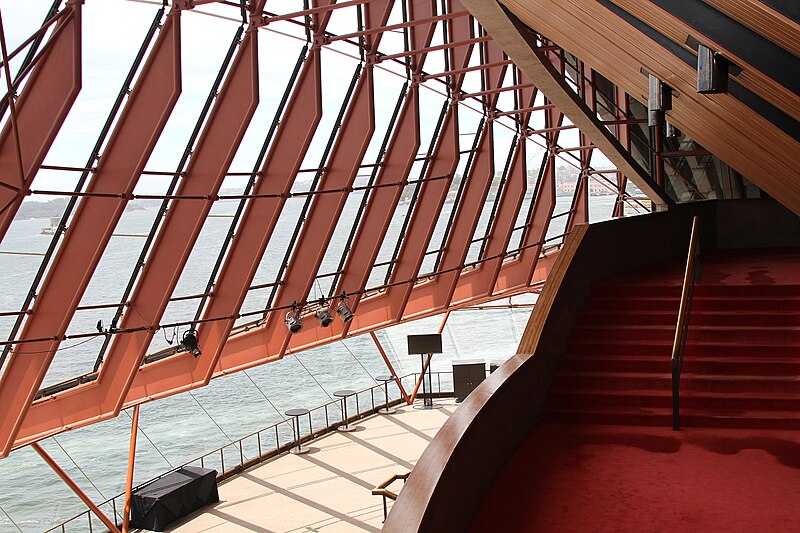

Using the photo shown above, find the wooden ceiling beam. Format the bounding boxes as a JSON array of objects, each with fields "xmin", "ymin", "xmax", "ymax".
[{"xmin": 460, "ymin": 0, "xmax": 674, "ymax": 210}]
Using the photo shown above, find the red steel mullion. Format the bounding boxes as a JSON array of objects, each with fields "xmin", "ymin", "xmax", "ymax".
[
  {"xmin": 406, "ymin": 45, "xmax": 507, "ymax": 315},
  {"xmin": 266, "ymin": 69, "xmax": 378, "ymax": 355},
  {"xmin": 328, "ymin": 9, "xmax": 468, "ymax": 43},
  {"xmin": 385, "ymin": 10, "xmax": 473, "ymax": 321},
  {"xmin": 239, "ymin": 0, "xmax": 395, "ymax": 358},
  {"xmin": 567, "ymin": 62, "xmax": 594, "ymax": 231},
  {"xmin": 257, "ymin": 0, "xmax": 369, "ymax": 26},
  {"xmin": 496, "ymin": 102, "xmax": 564, "ymax": 292},
  {"xmin": 422, "ymin": 59, "xmax": 513, "ymax": 81},
  {"xmin": 0, "ymin": 11, "xmax": 182, "ymax": 457},
  {"xmin": 325, "ymin": 0, "xmax": 438, "ymax": 337},
  {"xmin": 16, "ymin": 24, "xmax": 262, "ymax": 445},
  {"xmin": 123, "ymin": 47, "xmax": 326, "ymax": 407},
  {"xmin": 122, "ymin": 2, "xmax": 374, "ymax": 403},
  {"xmin": 378, "ymin": 35, "xmax": 489, "ymax": 62},
  {"xmin": 451, "ymin": 83, "xmax": 537, "ymax": 305},
  {"xmin": 463, "ymin": 83, "xmax": 529, "ymax": 100},
  {"xmin": 520, "ymin": 105, "xmax": 564, "ymax": 284},
  {"xmin": 0, "ymin": 2, "xmax": 81, "ymax": 240}
]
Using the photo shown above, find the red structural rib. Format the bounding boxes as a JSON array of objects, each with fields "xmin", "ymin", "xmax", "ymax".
[
  {"xmin": 362, "ymin": 5, "xmax": 474, "ymax": 325},
  {"xmin": 451, "ymin": 80, "xmax": 537, "ymax": 305},
  {"xmin": 15, "ymin": 21, "xmax": 259, "ymax": 447},
  {"xmin": 0, "ymin": 2, "xmax": 81, "ymax": 240},
  {"xmin": 496, "ymin": 102, "xmax": 563, "ymax": 293},
  {"xmin": 0, "ymin": 10, "xmax": 182, "ymax": 457},
  {"xmin": 329, "ymin": 0, "xmax": 438, "ymax": 338},
  {"xmin": 256, "ymin": 2, "xmax": 393, "ymax": 359},
  {"xmin": 123, "ymin": 6, "xmax": 334, "ymax": 405},
  {"xmin": 403, "ymin": 40, "xmax": 507, "ymax": 318}
]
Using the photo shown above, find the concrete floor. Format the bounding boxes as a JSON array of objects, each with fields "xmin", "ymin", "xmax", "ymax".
[{"xmin": 169, "ymin": 399, "xmax": 457, "ymax": 532}]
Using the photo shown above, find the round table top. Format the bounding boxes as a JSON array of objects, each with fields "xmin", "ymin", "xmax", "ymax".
[
  {"xmin": 285, "ymin": 408, "xmax": 310, "ymax": 417},
  {"xmin": 333, "ymin": 389, "xmax": 356, "ymax": 398},
  {"xmin": 376, "ymin": 375, "xmax": 395, "ymax": 382}
]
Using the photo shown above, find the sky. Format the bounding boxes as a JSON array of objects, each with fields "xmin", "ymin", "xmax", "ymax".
[{"xmin": 0, "ymin": 0, "xmax": 614, "ymax": 204}]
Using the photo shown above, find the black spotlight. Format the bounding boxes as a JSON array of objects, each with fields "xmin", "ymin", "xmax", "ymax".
[
  {"xmin": 181, "ymin": 329, "xmax": 202, "ymax": 357},
  {"xmin": 336, "ymin": 295, "xmax": 354, "ymax": 323},
  {"xmin": 315, "ymin": 299, "xmax": 333, "ymax": 327},
  {"xmin": 285, "ymin": 302, "xmax": 303, "ymax": 334}
]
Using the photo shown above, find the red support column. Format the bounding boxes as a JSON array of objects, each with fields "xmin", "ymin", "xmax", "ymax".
[
  {"xmin": 0, "ymin": 1, "xmax": 81, "ymax": 240},
  {"xmin": 16, "ymin": 12, "xmax": 260, "ymax": 446},
  {"xmin": 495, "ymin": 103, "xmax": 564, "ymax": 292},
  {"xmin": 369, "ymin": 331, "xmax": 411, "ymax": 404},
  {"xmin": 122, "ymin": 405, "xmax": 140, "ymax": 533},
  {"xmin": 252, "ymin": 0, "xmax": 395, "ymax": 359},
  {"xmin": 450, "ymin": 78, "xmax": 538, "ymax": 305},
  {"xmin": 0, "ymin": 10, "xmax": 182, "ymax": 457},
  {"xmin": 32, "ymin": 442, "xmax": 121, "ymax": 533},
  {"xmin": 403, "ymin": 40, "xmax": 507, "ymax": 318},
  {"xmin": 122, "ymin": 0, "xmax": 333, "ymax": 406}
]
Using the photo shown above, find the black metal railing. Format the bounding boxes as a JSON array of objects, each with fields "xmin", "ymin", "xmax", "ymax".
[
  {"xmin": 45, "ymin": 371, "xmax": 454, "ymax": 532},
  {"xmin": 671, "ymin": 216, "xmax": 700, "ymax": 430}
]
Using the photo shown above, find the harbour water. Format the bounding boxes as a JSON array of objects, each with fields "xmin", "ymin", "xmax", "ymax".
[{"xmin": 0, "ymin": 194, "xmax": 624, "ymax": 532}]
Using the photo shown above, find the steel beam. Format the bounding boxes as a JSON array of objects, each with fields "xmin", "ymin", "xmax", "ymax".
[
  {"xmin": 451, "ymin": 79, "xmax": 537, "ymax": 304},
  {"xmin": 495, "ymin": 101, "xmax": 562, "ymax": 291},
  {"xmin": 403, "ymin": 39, "xmax": 507, "ymax": 317},
  {"xmin": 0, "ymin": 10, "xmax": 182, "ymax": 457},
  {"xmin": 15, "ymin": 16, "xmax": 259, "ymax": 446},
  {"xmin": 381, "ymin": 5, "xmax": 474, "ymax": 323},
  {"xmin": 314, "ymin": 0, "xmax": 438, "ymax": 338},
  {"xmin": 225, "ymin": 0, "xmax": 395, "ymax": 365},
  {"xmin": 120, "ymin": 0, "xmax": 358, "ymax": 405},
  {"xmin": 0, "ymin": 1, "xmax": 81, "ymax": 240}
]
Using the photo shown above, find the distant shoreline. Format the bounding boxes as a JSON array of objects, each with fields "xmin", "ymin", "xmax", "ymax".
[{"xmin": 14, "ymin": 198, "xmax": 146, "ymax": 221}]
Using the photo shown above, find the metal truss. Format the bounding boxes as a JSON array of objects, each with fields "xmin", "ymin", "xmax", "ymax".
[{"xmin": 0, "ymin": 0, "xmax": 665, "ymax": 456}]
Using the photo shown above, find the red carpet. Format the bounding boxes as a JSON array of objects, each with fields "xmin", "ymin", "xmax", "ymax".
[
  {"xmin": 471, "ymin": 249, "xmax": 800, "ymax": 531},
  {"xmin": 471, "ymin": 423, "xmax": 800, "ymax": 532},
  {"xmin": 545, "ymin": 248, "xmax": 800, "ymax": 429}
]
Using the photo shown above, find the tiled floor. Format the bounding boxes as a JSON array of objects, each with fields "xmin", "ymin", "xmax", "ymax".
[{"xmin": 169, "ymin": 399, "xmax": 457, "ymax": 532}]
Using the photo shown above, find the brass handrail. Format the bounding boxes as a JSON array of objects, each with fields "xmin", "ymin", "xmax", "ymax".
[
  {"xmin": 671, "ymin": 216, "xmax": 700, "ymax": 430},
  {"xmin": 372, "ymin": 472, "xmax": 410, "ymax": 521}
]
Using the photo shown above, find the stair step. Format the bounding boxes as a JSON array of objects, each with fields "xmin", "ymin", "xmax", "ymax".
[
  {"xmin": 551, "ymin": 371, "xmax": 800, "ymax": 393},
  {"xmin": 588, "ymin": 284, "xmax": 800, "ymax": 300},
  {"xmin": 571, "ymin": 325, "xmax": 800, "ymax": 344},
  {"xmin": 542, "ymin": 406, "xmax": 800, "ymax": 430},
  {"xmin": 579, "ymin": 310, "xmax": 800, "ymax": 328},
  {"xmin": 565, "ymin": 339, "xmax": 800, "ymax": 358},
  {"xmin": 559, "ymin": 355, "xmax": 800, "ymax": 376},
  {"xmin": 584, "ymin": 296, "xmax": 800, "ymax": 313},
  {"xmin": 545, "ymin": 389, "xmax": 800, "ymax": 411}
]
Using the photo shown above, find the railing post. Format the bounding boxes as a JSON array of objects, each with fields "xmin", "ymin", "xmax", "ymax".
[
  {"xmin": 672, "ymin": 360, "xmax": 680, "ymax": 430},
  {"xmin": 671, "ymin": 216, "xmax": 699, "ymax": 431}
]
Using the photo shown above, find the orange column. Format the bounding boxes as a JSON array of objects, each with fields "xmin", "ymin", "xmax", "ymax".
[
  {"xmin": 32, "ymin": 442, "xmax": 120, "ymax": 533},
  {"xmin": 122, "ymin": 405, "xmax": 139, "ymax": 533}
]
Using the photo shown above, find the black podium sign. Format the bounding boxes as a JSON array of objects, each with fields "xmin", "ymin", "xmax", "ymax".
[
  {"xmin": 131, "ymin": 466, "xmax": 219, "ymax": 531},
  {"xmin": 407, "ymin": 333, "xmax": 442, "ymax": 355}
]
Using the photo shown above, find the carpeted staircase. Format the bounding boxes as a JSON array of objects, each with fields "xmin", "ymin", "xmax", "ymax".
[{"xmin": 543, "ymin": 249, "xmax": 800, "ymax": 430}]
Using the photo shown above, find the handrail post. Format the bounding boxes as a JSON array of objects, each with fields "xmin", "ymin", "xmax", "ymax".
[{"xmin": 671, "ymin": 216, "xmax": 700, "ymax": 431}]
